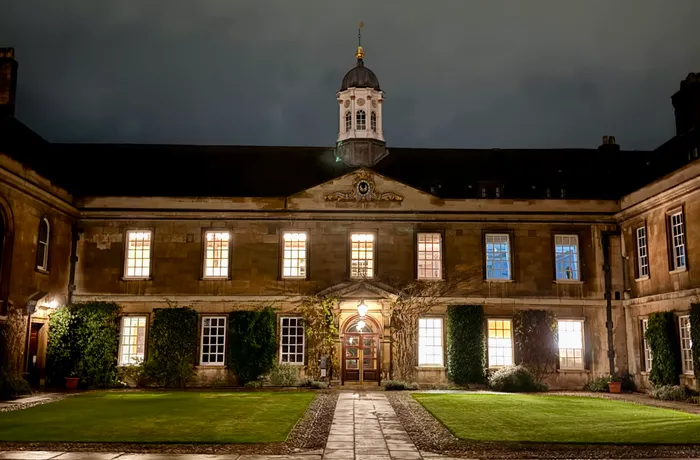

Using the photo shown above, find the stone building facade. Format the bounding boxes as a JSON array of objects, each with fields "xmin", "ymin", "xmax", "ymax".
[{"xmin": 0, "ymin": 44, "xmax": 698, "ymax": 389}]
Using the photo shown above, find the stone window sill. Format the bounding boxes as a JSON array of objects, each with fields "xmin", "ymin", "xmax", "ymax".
[
  {"xmin": 121, "ymin": 277, "xmax": 153, "ymax": 282},
  {"xmin": 554, "ymin": 280, "xmax": 584, "ymax": 285},
  {"xmin": 416, "ymin": 366, "xmax": 446, "ymax": 370},
  {"xmin": 484, "ymin": 279, "xmax": 514, "ymax": 284},
  {"xmin": 635, "ymin": 276, "xmax": 650, "ymax": 282},
  {"xmin": 669, "ymin": 267, "xmax": 687, "ymax": 275},
  {"xmin": 557, "ymin": 368, "xmax": 589, "ymax": 374}
]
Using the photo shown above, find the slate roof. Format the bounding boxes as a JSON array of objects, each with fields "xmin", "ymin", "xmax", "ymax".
[{"xmin": 1, "ymin": 114, "xmax": 698, "ymax": 201}]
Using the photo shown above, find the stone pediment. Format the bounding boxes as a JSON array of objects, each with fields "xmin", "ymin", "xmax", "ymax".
[
  {"xmin": 318, "ymin": 280, "xmax": 398, "ymax": 301},
  {"xmin": 287, "ymin": 168, "xmax": 438, "ymax": 210}
]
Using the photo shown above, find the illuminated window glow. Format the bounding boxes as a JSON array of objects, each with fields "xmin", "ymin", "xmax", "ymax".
[
  {"xmin": 200, "ymin": 316, "xmax": 226, "ymax": 365},
  {"xmin": 204, "ymin": 231, "xmax": 230, "ymax": 278},
  {"xmin": 417, "ymin": 233, "xmax": 442, "ymax": 279},
  {"xmin": 680, "ymin": 315, "xmax": 694, "ymax": 374},
  {"xmin": 350, "ymin": 233, "xmax": 374, "ymax": 279},
  {"xmin": 125, "ymin": 230, "xmax": 152, "ymax": 278},
  {"xmin": 119, "ymin": 316, "xmax": 147, "ymax": 365},
  {"xmin": 558, "ymin": 320, "xmax": 584, "ymax": 369},
  {"xmin": 280, "ymin": 317, "xmax": 305, "ymax": 364},
  {"xmin": 282, "ymin": 232, "xmax": 307, "ymax": 278},
  {"xmin": 641, "ymin": 318, "xmax": 652, "ymax": 372},
  {"xmin": 555, "ymin": 234, "xmax": 579, "ymax": 280},
  {"xmin": 485, "ymin": 233, "xmax": 511, "ymax": 280},
  {"xmin": 418, "ymin": 318, "xmax": 443, "ymax": 366},
  {"xmin": 488, "ymin": 319, "xmax": 513, "ymax": 367}
]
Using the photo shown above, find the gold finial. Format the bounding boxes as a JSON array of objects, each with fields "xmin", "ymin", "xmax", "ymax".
[{"xmin": 356, "ymin": 21, "xmax": 365, "ymax": 60}]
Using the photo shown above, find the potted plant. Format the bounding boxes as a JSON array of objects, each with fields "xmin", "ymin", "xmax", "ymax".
[
  {"xmin": 607, "ymin": 375, "xmax": 622, "ymax": 393},
  {"xmin": 65, "ymin": 371, "xmax": 80, "ymax": 390}
]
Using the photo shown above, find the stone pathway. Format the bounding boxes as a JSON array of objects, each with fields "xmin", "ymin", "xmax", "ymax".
[{"xmin": 324, "ymin": 391, "xmax": 423, "ymax": 460}]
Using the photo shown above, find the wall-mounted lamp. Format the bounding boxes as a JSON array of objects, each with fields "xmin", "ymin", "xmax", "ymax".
[{"xmin": 357, "ymin": 299, "xmax": 368, "ymax": 318}]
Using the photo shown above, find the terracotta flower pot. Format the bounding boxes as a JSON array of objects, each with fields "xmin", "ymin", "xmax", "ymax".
[
  {"xmin": 65, "ymin": 377, "xmax": 80, "ymax": 390},
  {"xmin": 608, "ymin": 381, "xmax": 622, "ymax": 393}
]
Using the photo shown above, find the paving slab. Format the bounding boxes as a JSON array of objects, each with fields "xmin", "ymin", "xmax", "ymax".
[
  {"xmin": 53, "ymin": 454, "xmax": 124, "ymax": 460},
  {"xmin": 0, "ymin": 453, "xmax": 64, "ymax": 460}
]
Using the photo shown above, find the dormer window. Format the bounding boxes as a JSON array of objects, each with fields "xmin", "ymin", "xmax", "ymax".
[
  {"xmin": 356, "ymin": 110, "xmax": 366, "ymax": 130},
  {"xmin": 345, "ymin": 112, "xmax": 352, "ymax": 132},
  {"xmin": 370, "ymin": 111, "xmax": 377, "ymax": 132}
]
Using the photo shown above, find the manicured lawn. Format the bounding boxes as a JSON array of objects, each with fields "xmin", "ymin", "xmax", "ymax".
[
  {"xmin": 0, "ymin": 391, "xmax": 315, "ymax": 443},
  {"xmin": 413, "ymin": 393, "xmax": 700, "ymax": 444}
]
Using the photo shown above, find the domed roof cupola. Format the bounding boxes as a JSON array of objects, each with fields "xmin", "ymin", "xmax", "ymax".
[{"xmin": 340, "ymin": 46, "xmax": 381, "ymax": 91}]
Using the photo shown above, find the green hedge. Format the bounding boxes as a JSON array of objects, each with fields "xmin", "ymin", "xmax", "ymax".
[
  {"xmin": 142, "ymin": 307, "xmax": 199, "ymax": 387},
  {"xmin": 691, "ymin": 304, "xmax": 700, "ymax": 386},
  {"xmin": 46, "ymin": 302, "xmax": 121, "ymax": 388},
  {"xmin": 646, "ymin": 311, "xmax": 681, "ymax": 386},
  {"xmin": 447, "ymin": 305, "xmax": 485, "ymax": 384},
  {"xmin": 513, "ymin": 310, "xmax": 558, "ymax": 382},
  {"xmin": 0, "ymin": 322, "xmax": 31, "ymax": 400},
  {"xmin": 227, "ymin": 307, "xmax": 276, "ymax": 385}
]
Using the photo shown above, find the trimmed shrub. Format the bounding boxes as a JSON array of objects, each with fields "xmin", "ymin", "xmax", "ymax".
[
  {"xmin": 488, "ymin": 365, "xmax": 547, "ymax": 392},
  {"xmin": 0, "ymin": 322, "xmax": 31, "ymax": 400},
  {"xmin": 383, "ymin": 380, "xmax": 419, "ymax": 391},
  {"xmin": 646, "ymin": 311, "xmax": 681, "ymax": 386},
  {"xmin": 142, "ymin": 307, "xmax": 198, "ymax": 387},
  {"xmin": 447, "ymin": 305, "xmax": 486, "ymax": 384},
  {"xmin": 691, "ymin": 304, "xmax": 700, "ymax": 387},
  {"xmin": 650, "ymin": 385, "xmax": 691, "ymax": 401},
  {"xmin": 513, "ymin": 310, "xmax": 558, "ymax": 382},
  {"xmin": 46, "ymin": 301, "xmax": 121, "ymax": 388},
  {"xmin": 267, "ymin": 363, "xmax": 300, "ymax": 387},
  {"xmin": 227, "ymin": 307, "xmax": 277, "ymax": 385},
  {"xmin": 244, "ymin": 380, "xmax": 263, "ymax": 388},
  {"xmin": 309, "ymin": 381, "xmax": 328, "ymax": 389},
  {"xmin": 585, "ymin": 375, "xmax": 612, "ymax": 392}
]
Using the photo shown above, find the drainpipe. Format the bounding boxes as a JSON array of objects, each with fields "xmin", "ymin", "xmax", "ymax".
[
  {"xmin": 66, "ymin": 225, "xmax": 81, "ymax": 305},
  {"xmin": 601, "ymin": 230, "xmax": 618, "ymax": 375}
]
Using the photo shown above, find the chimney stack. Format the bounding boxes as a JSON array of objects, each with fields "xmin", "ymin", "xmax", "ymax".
[
  {"xmin": 598, "ymin": 135, "xmax": 620, "ymax": 152},
  {"xmin": 0, "ymin": 48, "xmax": 18, "ymax": 117},
  {"xmin": 671, "ymin": 72, "xmax": 700, "ymax": 136}
]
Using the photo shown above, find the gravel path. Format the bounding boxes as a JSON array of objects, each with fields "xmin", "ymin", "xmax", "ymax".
[
  {"xmin": 0, "ymin": 391, "xmax": 337, "ymax": 456},
  {"xmin": 387, "ymin": 391, "xmax": 700, "ymax": 459}
]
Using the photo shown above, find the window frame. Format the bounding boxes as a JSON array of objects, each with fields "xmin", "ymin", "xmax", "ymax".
[
  {"xmin": 199, "ymin": 315, "xmax": 227, "ymax": 367},
  {"xmin": 483, "ymin": 231, "xmax": 513, "ymax": 281},
  {"xmin": 123, "ymin": 229, "xmax": 154, "ymax": 280},
  {"xmin": 118, "ymin": 315, "xmax": 149, "ymax": 366},
  {"xmin": 666, "ymin": 208, "xmax": 687, "ymax": 272},
  {"xmin": 348, "ymin": 231, "xmax": 377, "ymax": 280},
  {"xmin": 370, "ymin": 111, "xmax": 377, "ymax": 132},
  {"xmin": 36, "ymin": 217, "xmax": 50, "ymax": 272},
  {"xmin": 356, "ymin": 109, "xmax": 366, "ymax": 130},
  {"xmin": 640, "ymin": 318, "xmax": 652, "ymax": 373},
  {"xmin": 635, "ymin": 225, "xmax": 650, "ymax": 280},
  {"xmin": 345, "ymin": 111, "xmax": 352, "ymax": 132},
  {"xmin": 201, "ymin": 229, "xmax": 232, "ymax": 280},
  {"xmin": 679, "ymin": 315, "xmax": 694, "ymax": 375},
  {"xmin": 279, "ymin": 316, "xmax": 305, "ymax": 365},
  {"xmin": 418, "ymin": 316, "xmax": 444, "ymax": 367},
  {"xmin": 280, "ymin": 230, "xmax": 309, "ymax": 280},
  {"xmin": 553, "ymin": 233, "xmax": 581, "ymax": 282},
  {"xmin": 416, "ymin": 231, "xmax": 444, "ymax": 280},
  {"xmin": 487, "ymin": 318, "xmax": 514, "ymax": 368},
  {"xmin": 556, "ymin": 318, "xmax": 585, "ymax": 370}
]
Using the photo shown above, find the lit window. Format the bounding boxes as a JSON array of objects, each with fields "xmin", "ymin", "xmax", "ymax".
[
  {"xmin": 418, "ymin": 318, "xmax": 443, "ymax": 366},
  {"xmin": 124, "ymin": 230, "xmax": 152, "ymax": 279},
  {"xmin": 356, "ymin": 110, "xmax": 366, "ymax": 130},
  {"xmin": 487, "ymin": 319, "xmax": 513, "ymax": 367},
  {"xmin": 370, "ymin": 111, "xmax": 377, "ymax": 132},
  {"xmin": 36, "ymin": 218, "xmax": 50, "ymax": 271},
  {"xmin": 350, "ymin": 233, "xmax": 374, "ymax": 279},
  {"xmin": 119, "ymin": 316, "xmax": 147, "ymax": 365},
  {"xmin": 679, "ymin": 315, "xmax": 694, "ymax": 374},
  {"xmin": 670, "ymin": 212, "xmax": 686, "ymax": 270},
  {"xmin": 204, "ymin": 231, "xmax": 230, "ymax": 278},
  {"xmin": 554, "ymin": 234, "xmax": 579, "ymax": 280},
  {"xmin": 495, "ymin": 186, "xmax": 501, "ymax": 198},
  {"xmin": 636, "ymin": 226, "xmax": 649, "ymax": 278},
  {"xmin": 200, "ymin": 316, "xmax": 226, "ymax": 366},
  {"xmin": 481, "ymin": 187, "xmax": 487, "ymax": 198},
  {"xmin": 345, "ymin": 111, "xmax": 352, "ymax": 132},
  {"xmin": 417, "ymin": 233, "xmax": 442, "ymax": 280},
  {"xmin": 282, "ymin": 232, "xmax": 307, "ymax": 278},
  {"xmin": 641, "ymin": 318, "xmax": 652, "ymax": 372},
  {"xmin": 485, "ymin": 233, "xmax": 511, "ymax": 280},
  {"xmin": 557, "ymin": 320, "xmax": 584, "ymax": 369},
  {"xmin": 280, "ymin": 317, "xmax": 305, "ymax": 364}
]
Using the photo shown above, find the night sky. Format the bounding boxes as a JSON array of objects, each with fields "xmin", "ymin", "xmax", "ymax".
[{"xmin": 2, "ymin": 1, "xmax": 699, "ymax": 150}]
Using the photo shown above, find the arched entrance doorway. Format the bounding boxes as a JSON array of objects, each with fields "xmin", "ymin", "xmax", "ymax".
[{"xmin": 342, "ymin": 315, "xmax": 381, "ymax": 384}]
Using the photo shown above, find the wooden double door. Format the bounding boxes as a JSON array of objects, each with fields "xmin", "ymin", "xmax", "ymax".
[{"xmin": 342, "ymin": 332, "xmax": 380, "ymax": 384}]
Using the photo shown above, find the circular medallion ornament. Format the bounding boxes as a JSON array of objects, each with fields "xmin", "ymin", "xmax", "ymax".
[
  {"xmin": 344, "ymin": 100, "xmax": 350, "ymax": 108},
  {"xmin": 356, "ymin": 179, "xmax": 372, "ymax": 197},
  {"xmin": 357, "ymin": 98, "xmax": 366, "ymax": 106},
  {"xmin": 372, "ymin": 100, "xmax": 377, "ymax": 108}
]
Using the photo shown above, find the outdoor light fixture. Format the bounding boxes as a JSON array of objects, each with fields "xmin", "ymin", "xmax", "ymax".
[
  {"xmin": 357, "ymin": 299, "xmax": 368, "ymax": 318},
  {"xmin": 47, "ymin": 300, "xmax": 58, "ymax": 309}
]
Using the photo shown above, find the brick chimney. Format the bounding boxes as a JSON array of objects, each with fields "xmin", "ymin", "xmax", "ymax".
[
  {"xmin": 671, "ymin": 72, "xmax": 700, "ymax": 136},
  {"xmin": 598, "ymin": 135, "xmax": 620, "ymax": 152},
  {"xmin": 0, "ymin": 48, "xmax": 18, "ymax": 117}
]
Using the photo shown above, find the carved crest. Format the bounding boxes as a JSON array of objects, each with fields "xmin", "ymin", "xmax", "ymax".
[{"xmin": 324, "ymin": 171, "xmax": 404, "ymax": 202}]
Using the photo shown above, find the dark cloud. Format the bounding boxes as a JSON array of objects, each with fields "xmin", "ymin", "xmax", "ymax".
[{"xmin": 2, "ymin": 0, "xmax": 699, "ymax": 150}]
